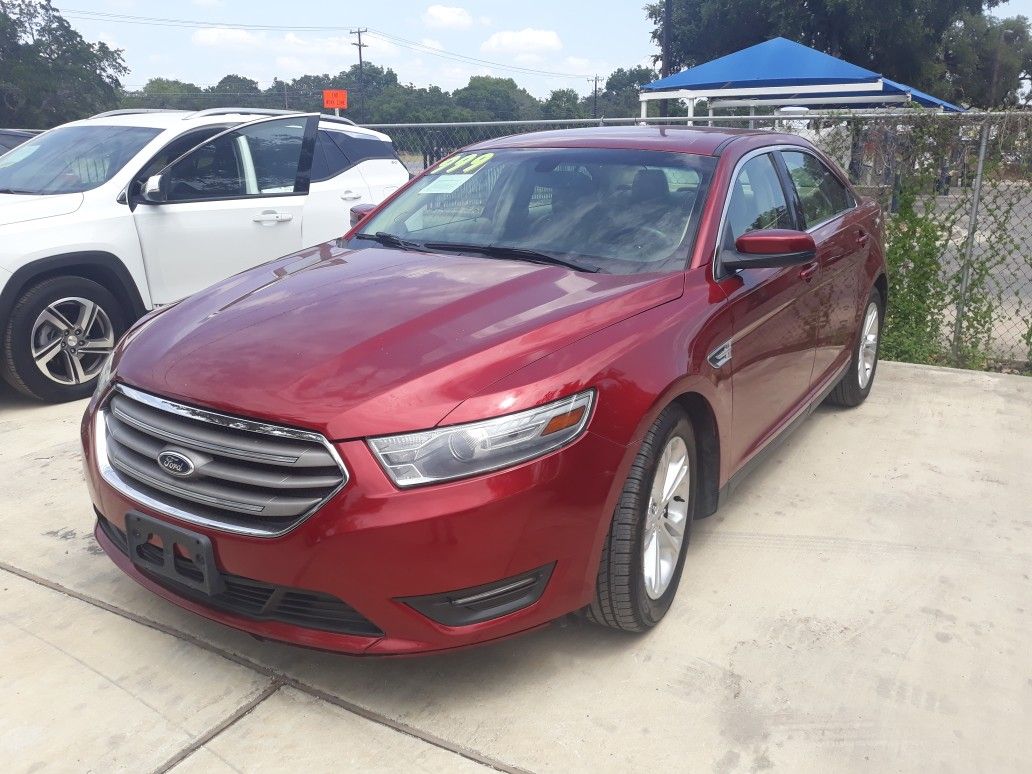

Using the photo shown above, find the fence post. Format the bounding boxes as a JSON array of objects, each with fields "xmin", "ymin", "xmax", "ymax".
[{"xmin": 951, "ymin": 120, "xmax": 990, "ymax": 365}]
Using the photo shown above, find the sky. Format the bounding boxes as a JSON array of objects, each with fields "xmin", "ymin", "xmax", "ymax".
[{"xmin": 61, "ymin": 0, "xmax": 1032, "ymax": 100}]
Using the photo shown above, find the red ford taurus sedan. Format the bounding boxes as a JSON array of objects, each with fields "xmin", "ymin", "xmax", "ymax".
[{"xmin": 82, "ymin": 126, "xmax": 886, "ymax": 654}]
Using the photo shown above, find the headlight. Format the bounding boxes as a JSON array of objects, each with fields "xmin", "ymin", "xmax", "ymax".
[{"xmin": 368, "ymin": 389, "xmax": 595, "ymax": 487}]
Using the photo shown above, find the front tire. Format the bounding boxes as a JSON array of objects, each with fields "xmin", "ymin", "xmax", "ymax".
[
  {"xmin": 827, "ymin": 287, "xmax": 883, "ymax": 408},
  {"xmin": 586, "ymin": 404, "xmax": 697, "ymax": 632},
  {"xmin": 2, "ymin": 276, "xmax": 125, "ymax": 402}
]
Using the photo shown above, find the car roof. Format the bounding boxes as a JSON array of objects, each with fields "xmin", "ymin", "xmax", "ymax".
[
  {"xmin": 469, "ymin": 125, "xmax": 806, "ymax": 157},
  {"xmin": 51, "ymin": 110, "xmax": 391, "ymax": 141}
]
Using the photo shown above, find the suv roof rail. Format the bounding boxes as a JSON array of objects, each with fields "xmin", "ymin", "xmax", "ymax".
[
  {"xmin": 90, "ymin": 108, "xmax": 188, "ymax": 119},
  {"xmin": 186, "ymin": 108, "xmax": 357, "ymax": 126}
]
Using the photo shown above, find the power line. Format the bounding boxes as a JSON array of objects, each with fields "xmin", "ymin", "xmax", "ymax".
[{"xmin": 61, "ymin": 8, "xmax": 591, "ymax": 79}]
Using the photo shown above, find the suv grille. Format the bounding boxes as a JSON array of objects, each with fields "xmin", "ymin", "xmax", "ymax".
[{"xmin": 98, "ymin": 385, "xmax": 347, "ymax": 536}]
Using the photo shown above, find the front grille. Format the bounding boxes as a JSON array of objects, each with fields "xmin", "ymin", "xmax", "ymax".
[
  {"xmin": 99, "ymin": 516, "xmax": 382, "ymax": 637},
  {"xmin": 98, "ymin": 385, "xmax": 347, "ymax": 536}
]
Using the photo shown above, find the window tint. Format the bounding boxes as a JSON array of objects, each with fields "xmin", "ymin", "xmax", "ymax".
[
  {"xmin": 725, "ymin": 154, "xmax": 792, "ymax": 241},
  {"xmin": 0, "ymin": 126, "xmax": 161, "ymax": 195},
  {"xmin": 356, "ymin": 147, "xmax": 717, "ymax": 276},
  {"xmin": 781, "ymin": 151, "xmax": 853, "ymax": 227},
  {"xmin": 311, "ymin": 130, "xmax": 351, "ymax": 182},
  {"xmin": 166, "ymin": 118, "xmax": 305, "ymax": 202},
  {"xmin": 327, "ymin": 130, "xmax": 396, "ymax": 165}
]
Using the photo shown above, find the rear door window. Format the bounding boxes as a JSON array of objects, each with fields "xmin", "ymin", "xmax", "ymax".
[{"xmin": 780, "ymin": 150, "xmax": 854, "ymax": 227}]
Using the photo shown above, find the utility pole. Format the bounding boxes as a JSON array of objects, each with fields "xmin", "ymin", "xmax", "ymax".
[
  {"xmin": 588, "ymin": 74, "xmax": 600, "ymax": 119},
  {"xmin": 659, "ymin": 0, "xmax": 672, "ymax": 118},
  {"xmin": 282, "ymin": 80, "xmax": 288, "ymax": 109},
  {"xmin": 351, "ymin": 28, "xmax": 368, "ymax": 119}
]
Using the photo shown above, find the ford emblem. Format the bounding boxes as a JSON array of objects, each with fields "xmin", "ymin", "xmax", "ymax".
[{"xmin": 157, "ymin": 450, "xmax": 195, "ymax": 478}]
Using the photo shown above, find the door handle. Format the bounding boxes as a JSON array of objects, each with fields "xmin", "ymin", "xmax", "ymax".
[
  {"xmin": 253, "ymin": 210, "xmax": 293, "ymax": 224},
  {"xmin": 799, "ymin": 262, "xmax": 819, "ymax": 282},
  {"xmin": 856, "ymin": 229, "xmax": 870, "ymax": 248},
  {"xmin": 340, "ymin": 191, "xmax": 362, "ymax": 201}
]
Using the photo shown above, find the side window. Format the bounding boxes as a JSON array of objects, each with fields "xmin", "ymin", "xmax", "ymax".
[
  {"xmin": 781, "ymin": 151, "xmax": 853, "ymax": 227},
  {"xmin": 311, "ymin": 130, "xmax": 351, "ymax": 182},
  {"xmin": 137, "ymin": 127, "xmax": 227, "ymax": 183},
  {"xmin": 327, "ymin": 130, "xmax": 396, "ymax": 165},
  {"xmin": 725, "ymin": 154, "xmax": 793, "ymax": 241},
  {"xmin": 165, "ymin": 118, "xmax": 306, "ymax": 202}
]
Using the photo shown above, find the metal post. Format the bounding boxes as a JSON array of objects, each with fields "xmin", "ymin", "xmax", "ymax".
[{"xmin": 951, "ymin": 121, "xmax": 990, "ymax": 364}]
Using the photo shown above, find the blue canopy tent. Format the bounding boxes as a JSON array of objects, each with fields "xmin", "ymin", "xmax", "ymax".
[{"xmin": 639, "ymin": 38, "xmax": 963, "ymax": 116}]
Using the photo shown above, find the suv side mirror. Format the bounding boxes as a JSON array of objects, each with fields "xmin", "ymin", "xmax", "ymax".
[
  {"xmin": 722, "ymin": 229, "xmax": 816, "ymax": 271},
  {"xmin": 350, "ymin": 203, "xmax": 376, "ymax": 227},
  {"xmin": 140, "ymin": 174, "xmax": 167, "ymax": 204}
]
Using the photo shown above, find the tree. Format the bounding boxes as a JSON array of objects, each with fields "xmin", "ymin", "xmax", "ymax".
[
  {"xmin": 542, "ymin": 88, "xmax": 584, "ymax": 119},
  {"xmin": 944, "ymin": 14, "xmax": 1032, "ymax": 107},
  {"xmin": 121, "ymin": 78, "xmax": 205, "ymax": 111},
  {"xmin": 452, "ymin": 76, "xmax": 540, "ymax": 121},
  {"xmin": 645, "ymin": 0, "xmax": 1003, "ymax": 98},
  {"xmin": 590, "ymin": 66, "xmax": 658, "ymax": 117},
  {"xmin": 0, "ymin": 0, "xmax": 126, "ymax": 126},
  {"xmin": 208, "ymin": 74, "xmax": 263, "ymax": 108}
]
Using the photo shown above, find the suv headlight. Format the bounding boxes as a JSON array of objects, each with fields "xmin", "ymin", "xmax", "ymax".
[{"xmin": 368, "ymin": 389, "xmax": 594, "ymax": 487}]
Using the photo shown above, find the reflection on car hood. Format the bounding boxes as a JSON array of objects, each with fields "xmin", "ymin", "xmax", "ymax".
[
  {"xmin": 0, "ymin": 192, "xmax": 83, "ymax": 227},
  {"xmin": 115, "ymin": 243, "xmax": 684, "ymax": 438}
]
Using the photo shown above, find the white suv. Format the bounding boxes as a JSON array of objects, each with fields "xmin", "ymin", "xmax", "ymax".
[{"xmin": 0, "ymin": 108, "xmax": 409, "ymax": 402}]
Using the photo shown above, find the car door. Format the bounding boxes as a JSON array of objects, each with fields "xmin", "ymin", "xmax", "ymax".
[
  {"xmin": 131, "ymin": 115, "xmax": 317, "ymax": 305},
  {"xmin": 715, "ymin": 150, "xmax": 822, "ymax": 471},
  {"xmin": 779, "ymin": 149, "xmax": 865, "ymax": 384},
  {"xmin": 301, "ymin": 129, "xmax": 376, "ymax": 247}
]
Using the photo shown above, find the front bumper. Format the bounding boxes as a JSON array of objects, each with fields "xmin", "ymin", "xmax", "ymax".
[{"xmin": 83, "ymin": 398, "xmax": 629, "ymax": 655}]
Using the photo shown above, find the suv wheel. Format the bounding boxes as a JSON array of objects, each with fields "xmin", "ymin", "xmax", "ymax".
[
  {"xmin": 586, "ymin": 404, "xmax": 697, "ymax": 632},
  {"xmin": 2, "ymin": 276, "xmax": 125, "ymax": 402}
]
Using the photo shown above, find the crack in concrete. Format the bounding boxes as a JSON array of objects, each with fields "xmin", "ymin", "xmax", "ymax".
[{"xmin": 0, "ymin": 559, "xmax": 534, "ymax": 774}]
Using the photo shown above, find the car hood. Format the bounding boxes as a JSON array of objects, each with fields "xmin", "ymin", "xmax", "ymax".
[
  {"xmin": 115, "ymin": 243, "xmax": 683, "ymax": 439},
  {"xmin": 0, "ymin": 192, "xmax": 83, "ymax": 226}
]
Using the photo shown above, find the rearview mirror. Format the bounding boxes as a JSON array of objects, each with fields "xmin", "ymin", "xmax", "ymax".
[
  {"xmin": 722, "ymin": 229, "xmax": 816, "ymax": 271},
  {"xmin": 140, "ymin": 174, "xmax": 167, "ymax": 204},
  {"xmin": 350, "ymin": 203, "xmax": 376, "ymax": 227}
]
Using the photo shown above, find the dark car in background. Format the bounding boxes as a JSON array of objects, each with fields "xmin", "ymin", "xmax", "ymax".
[{"xmin": 0, "ymin": 129, "xmax": 40, "ymax": 154}]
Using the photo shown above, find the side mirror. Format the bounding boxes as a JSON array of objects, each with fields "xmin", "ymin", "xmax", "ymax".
[
  {"xmin": 350, "ymin": 203, "xmax": 376, "ymax": 228},
  {"xmin": 722, "ymin": 229, "xmax": 816, "ymax": 271},
  {"xmin": 140, "ymin": 174, "xmax": 167, "ymax": 204}
]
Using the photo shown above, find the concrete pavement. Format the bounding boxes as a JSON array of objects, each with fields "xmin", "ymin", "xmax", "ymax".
[{"xmin": 0, "ymin": 362, "xmax": 1030, "ymax": 773}]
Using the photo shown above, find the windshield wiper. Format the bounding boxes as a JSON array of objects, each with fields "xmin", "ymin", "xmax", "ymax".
[
  {"xmin": 355, "ymin": 231, "xmax": 428, "ymax": 252},
  {"xmin": 424, "ymin": 242, "xmax": 600, "ymax": 273}
]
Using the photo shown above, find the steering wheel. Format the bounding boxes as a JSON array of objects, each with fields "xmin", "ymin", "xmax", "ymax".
[{"xmin": 605, "ymin": 224, "xmax": 672, "ymax": 249}]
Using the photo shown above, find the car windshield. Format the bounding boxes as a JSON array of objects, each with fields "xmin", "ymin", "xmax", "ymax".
[
  {"xmin": 0, "ymin": 125, "xmax": 161, "ymax": 195},
  {"xmin": 351, "ymin": 147, "xmax": 717, "ymax": 275}
]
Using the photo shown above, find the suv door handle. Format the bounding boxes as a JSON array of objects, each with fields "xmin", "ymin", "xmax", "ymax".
[
  {"xmin": 799, "ymin": 262, "xmax": 819, "ymax": 282},
  {"xmin": 340, "ymin": 191, "xmax": 362, "ymax": 201},
  {"xmin": 253, "ymin": 210, "xmax": 293, "ymax": 224}
]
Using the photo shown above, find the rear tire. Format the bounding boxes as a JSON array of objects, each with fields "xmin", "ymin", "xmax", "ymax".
[
  {"xmin": 2, "ymin": 276, "xmax": 125, "ymax": 403},
  {"xmin": 586, "ymin": 404, "xmax": 697, "ymax": 632},
  {"xmin": 827, "ymin": 287, "xmax": 883, "ymax": 408}
]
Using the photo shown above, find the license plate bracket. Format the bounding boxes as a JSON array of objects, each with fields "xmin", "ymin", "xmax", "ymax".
[{"xmin": 124, "ymin": 512, "xmax": 225, "ymax": 597}]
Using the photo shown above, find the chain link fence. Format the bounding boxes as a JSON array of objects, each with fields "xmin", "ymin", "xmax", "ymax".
[{"xmin": 364, "ymin": 113, "xmax": 1032, "ymax": 373}]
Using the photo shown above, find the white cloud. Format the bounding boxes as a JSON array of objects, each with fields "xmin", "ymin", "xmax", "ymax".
[
  {"xmin": 481, "ymin": 29, "xmax": 562, "ymax": 55},
  {"xmin": 191, "ymin": 28, "xmax": 263, "ymax": 48},
  {"xmin": 422, "ymin": 5, "xmax": 473, "ymax": 30},
  {"xmin": 420, "ymin": 38, "xmax": 444, "ymax": 50},
  {"xmin": 191, "ymin": 0, "xmax": 223, "ymax": 6}
]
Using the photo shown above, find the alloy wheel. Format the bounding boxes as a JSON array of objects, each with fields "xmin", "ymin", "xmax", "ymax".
[
  {"xmin": 642, "ymin": 435, "xmax": 691, "ymax": 599},
  {"xmin": 858, "ymin": 302, "xmax": 879, "ymax": 389},
  {"xmin": 30, "ymin": 297, "xmax": 115, "ymax": 386}
]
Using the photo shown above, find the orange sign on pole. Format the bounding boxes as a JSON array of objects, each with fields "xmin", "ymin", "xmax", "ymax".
[{"xmin": 322, "ymin": 89, "xmax": 348, "ymax": 110}]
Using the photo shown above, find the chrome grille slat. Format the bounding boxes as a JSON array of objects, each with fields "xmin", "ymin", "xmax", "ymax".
[{"xmin": 97, "ymin": 385, "xmax": 348, "ymax": 537}]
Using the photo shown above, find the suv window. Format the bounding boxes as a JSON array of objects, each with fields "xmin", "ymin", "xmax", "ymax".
[
  {"xmin": 781, "ymin": 150, "xmax": 854, "ymax": 227},
  {"xmin": 166, "ymin": 118, "xmax": 306, "ymax": 202},
  {"xmin": 326, "ymin": 130, "xmax": 397, "ymax": 166},
  {"xmin": 137, "ymin": 127, "xmax": 229, "ymax": 183},
  {"xmin": 725, "ymin": 153, "xmax": 793, "ymax": 241},
  {"xmin": 0, "ymin": 125, "xmax": 161, "ymax": 195},
  {"xmin": 311, "ymin": 130, "xmax": 351, "ymax": 182}
]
